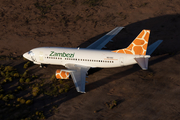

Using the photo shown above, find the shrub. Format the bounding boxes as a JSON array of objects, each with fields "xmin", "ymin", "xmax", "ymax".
[
  {"xmin": 59, "ymin": 89, "xmax": 64, "ymax": 94},
  {"xmin": 64, "ymin": 84, "xmax": 70, "ymax": 89},
  {"xmin": 24, "ymin": 64, "xmax": 28, "ymax": 69},
  {"xmin": 24, "ymin": 117, "xmax": 32, "ymax": 120},
  {"xmin": 109, "ymin": 100, "xmax": 117, "ymax": 109},
  {"xmin": 53, "ymin": 86, "xmax": 58, "ymax": 92},
  {"xmin": 14, "ymin": 73, "xmax": 20, "ymax": 78},
  {"xmin": 8, "ymin": 77, "xmax": 12, "ymax": 82},
  {"xmin": 5, "ymin": 71, "xmax": 10, "ymax": 77},
  {"xmin": 40, "ymin": 83, "xmax": 44, "ymax": 87},
  {"xmin": 7, "ymin": 104, "xmax": 11, "ymax": 106},
  {"xmin": 32, "ymin": 74, "xmax": 38, "ymax": 79},
  {"xmin": 36, "ymin": 111, "xmax": 40, "ymax": 115},
  {"xmin": 26, "ymin": 100, "xmax": 32, "ymax": 105},
  {"xmin": 32, "ymin": 92, "xmax": 38, "ymax": 97},
  {"xmin": 25, "ymin": 78, "xmax": 31, "ymax": 83},
  {"xmin": 16, "ymin": 104, "xmax": 20, "ymax": 107},
  {"xmin": 8, "ymin": 94, "xmax": 15, "ymax": 99},
  {"xmin": 22, "ymin": 70, "xmax": 28, "ymax": 77},
  {"xmin": 4, "ymin": 66, "xmax": 14, "ymax": 72},
  {"xmin": 20, "ymin": 98, "xmax": 25, "ymax": 104},
  {"xmin": 32, "ymin": 87, "xmax": 40, "ymax": 96},
  {"xmin": 24, "ymin": 61, "xmax": 31, "ymax": 69},
  {"xmin": 1, "ymin": 71, "xmax": 5, "ymax": 76},
  {"xmin": 0, "ymin": 88, "xmax": 3, "ymax": 93},
  {"xmin": 64, "ymin": 88, "xmax": 69, "ymax": 93},
  {"xmin": 9, "ymin": 71, "xmax": 15, "ymax": 77},
  {"xmin": 17, "ymin": 98, "xmax": 21, "ymax": 102},
  {"xmin": 3, "ymin": 79, "xmax": 7, "ymax": 83},
  {"xmin": 19, "ymin": 78, "xmax": 24, "ymax": 83},
  {"xmin": 2, "ymin": 95, "xmax": 8, "ymax": 101},
  {"xmin": 59, "ymin": 79, "xmax": 64, "ymax": 84},
  {"xmin": 40, "ymin": 113, "xmax": 45, "ymax": 119},
  {"xmin": 17, "ymin": 86, "xmax": 23, "ymax": 90},
  {"xmin": 14, "ymin": 89, "xmax": 18, "ymax": 92},
  {"xmin": 0, "ymin": 94, "xmax": 3, "ymax": 99},
  {"xmin": 0, "ymin": 65, "xmax": 4, "ymax": 71},
  {"xmin": 50, "ymin": 74, "xmax": 56, "ymax": 81}
]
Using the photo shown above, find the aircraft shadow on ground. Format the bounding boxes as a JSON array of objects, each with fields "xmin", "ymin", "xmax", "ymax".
[
  {"xmin": 35, "ymin": 14, "xmax": 180, "ymax": 118},
  {"xmin": 79, "ymin": 14, "xmax": 180, "ymax": 56}
]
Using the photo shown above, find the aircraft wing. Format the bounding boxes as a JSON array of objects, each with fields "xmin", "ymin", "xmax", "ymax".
[
  {"xmin": 65, "ymin": 64, "xmax": 90, "ymax": 93},
  {"xmin": 86, "ymin": 27, "xmax": 124, "ymax": 49}
]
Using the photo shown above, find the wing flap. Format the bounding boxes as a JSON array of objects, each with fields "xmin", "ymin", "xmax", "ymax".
[{"xmin": 86, "ymin": 27, "xmax": 124, "ymax": 49}]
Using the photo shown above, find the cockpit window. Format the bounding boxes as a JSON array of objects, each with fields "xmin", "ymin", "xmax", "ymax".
[
  {"xmin": 28, "ymin": 51, "xmax": 31, "ymax": 54},
  {"xmin": 28, "ymin": 51, "xmax": 34, "ymax": 56}
]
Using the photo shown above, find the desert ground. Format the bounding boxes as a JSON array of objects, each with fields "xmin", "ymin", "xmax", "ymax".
[{"xmin": 0, "ymin": 0, "xmax": 180, "ymax": 120}]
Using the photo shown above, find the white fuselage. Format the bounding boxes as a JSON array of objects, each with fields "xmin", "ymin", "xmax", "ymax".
[{"xmin": 23, "ymin": 47, "xmax": 140, "ymax": 68}]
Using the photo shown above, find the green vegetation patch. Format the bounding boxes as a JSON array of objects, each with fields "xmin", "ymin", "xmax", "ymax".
[
  {"xmin": 0, "ymin": 63, "xmax": 71, "ymax": 119},
  {"xmin": 0, "ymin": 65, "xmax": 19, "ymax": 84},
  {"xmin": 105, "ymin": 100, "xmax": 117, "ymax": 109},
  {"xmin": 44, "ymin": 75, "xmax": 71, "ymax": 96},
  {"xmin": 24, "ymin": 61, "xmax": 32, "ymax": 69},
  {"xmin": 26, "ymin": 100, "xmax": 32, "ymax": 105},
  {"xmin": 32, "ymin": 86, "xmax": 40, "ymax": 96}
]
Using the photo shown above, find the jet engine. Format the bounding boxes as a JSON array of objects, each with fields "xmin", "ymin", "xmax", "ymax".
[{"xmin": 55, "ymin": 69, "xmax": 70, "ymax": 79}]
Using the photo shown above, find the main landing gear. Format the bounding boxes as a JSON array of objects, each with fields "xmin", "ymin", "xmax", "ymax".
[{"xmin": 40, "ymin": 64, "xmax": 46, "ymax": 68}]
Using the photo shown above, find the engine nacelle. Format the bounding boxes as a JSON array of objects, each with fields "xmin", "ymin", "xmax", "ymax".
[{"xmin": 56, "ymin": 69, "xmax": 70, "ymax": 79}]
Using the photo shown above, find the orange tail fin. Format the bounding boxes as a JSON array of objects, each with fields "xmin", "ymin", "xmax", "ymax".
[{"xmin": 112, "ymin": 30, "xmax": 150, "ymax": 55}]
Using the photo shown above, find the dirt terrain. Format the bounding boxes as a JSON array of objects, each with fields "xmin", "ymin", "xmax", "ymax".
[{"xmin": 0, "ymin": 0, "xmax": 180, "ymax": 120}]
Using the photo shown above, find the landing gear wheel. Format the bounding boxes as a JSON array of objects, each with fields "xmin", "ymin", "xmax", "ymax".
[{"xmin": 40, "ymin": 64, "xmax": 47, "ymax": 68}]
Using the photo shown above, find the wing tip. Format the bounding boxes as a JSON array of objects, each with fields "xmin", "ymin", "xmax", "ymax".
[{"xmin": 78, "ymin": 91, "xmax": 86, "ymax": 93}]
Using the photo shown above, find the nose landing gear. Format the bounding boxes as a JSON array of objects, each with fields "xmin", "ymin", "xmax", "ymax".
[{"xmin": 40, "ymin": 64, "xmax": 42, "ymax": 68}]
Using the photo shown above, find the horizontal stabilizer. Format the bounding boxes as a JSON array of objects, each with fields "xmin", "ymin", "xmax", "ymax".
[
  {"xmin": 134, "ymin": 55, "xmax": 150, "ymax": 70},
  {"xmin": 146, "ymin": 40, "xmax": 163, "ymax": 55}
]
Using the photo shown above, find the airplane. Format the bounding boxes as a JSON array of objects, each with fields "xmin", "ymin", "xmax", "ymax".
[{"xmin": 23, "ymin": 27, "xmax": 163, "ymax": 93}]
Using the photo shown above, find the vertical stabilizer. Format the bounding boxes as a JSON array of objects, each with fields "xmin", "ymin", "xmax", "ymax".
[{"xmin": 112, "ymin": 30, "xmax": 150, "ymax": 55}]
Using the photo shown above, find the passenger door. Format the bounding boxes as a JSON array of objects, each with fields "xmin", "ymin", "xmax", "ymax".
[
  {"xmin": 39, "ymin": 51, "xmax": 44, "ymax": 62},
  {"xmin": 119, "ymin": 57, "xmax": 124, "ymax": 66}
]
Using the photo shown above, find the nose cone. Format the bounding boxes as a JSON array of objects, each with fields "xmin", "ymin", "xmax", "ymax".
[{"xmin": 23, "ymin": 52, "xmax": 31, "ymax": 61}]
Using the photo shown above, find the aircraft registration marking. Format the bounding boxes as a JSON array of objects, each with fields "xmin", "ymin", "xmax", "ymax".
[{"xmin": 104, "ymin": 58, "xmax": 118, "ymax": 60}]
